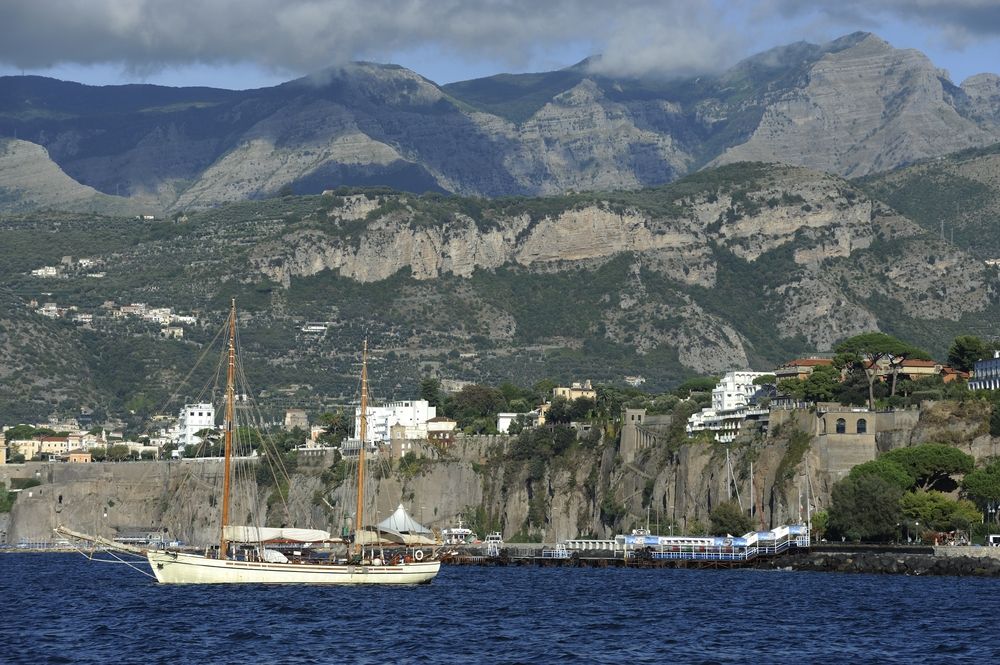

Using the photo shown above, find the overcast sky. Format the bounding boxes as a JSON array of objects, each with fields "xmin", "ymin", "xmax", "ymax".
[{"xmin": 0, "ymin": 1, "xmax": 998, "ymax": 88}]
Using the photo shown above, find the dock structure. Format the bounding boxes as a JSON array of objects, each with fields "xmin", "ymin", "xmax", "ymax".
[{"xmin": 442, "ymin": 525, "xmax": 809, "ymax": 569}]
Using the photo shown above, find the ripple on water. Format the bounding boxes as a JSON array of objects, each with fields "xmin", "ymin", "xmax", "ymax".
[{"xmin": 3, "ymin": 555, "xmax": 1000, "ymax": 664}]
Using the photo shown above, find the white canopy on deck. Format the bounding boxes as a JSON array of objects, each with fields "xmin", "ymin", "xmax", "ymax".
[{"xmin": 376, "ymin": 504, "xmax": 431, "ymax": 535}]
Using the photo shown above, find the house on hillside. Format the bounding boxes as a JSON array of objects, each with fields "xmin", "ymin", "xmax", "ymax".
[
  {"xmin": 774, "ymin": 357, "xmax": 833, "ymax": 381},
  {"xmin": 426, "ymin": 416, "xmax": 458, "ymax": 446},
  {"xmin": 284, "ymin": 409, "xmax": 309, "ymax": 431},
  {"xmin": 553, "ymin": 380, "xmax": 597, "ymax": 402},
  {"xmin": 67, "ymin": 449, "xmax": 92, "ymax": 463}
]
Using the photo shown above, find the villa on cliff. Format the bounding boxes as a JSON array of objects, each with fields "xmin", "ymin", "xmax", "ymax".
[{"xmin": 685, "ymin": 351, "xmax": 966, "ymax": 444}]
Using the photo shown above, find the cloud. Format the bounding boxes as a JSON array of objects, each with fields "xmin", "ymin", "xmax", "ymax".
[
  {"xmin": 586, "ymin": 6, "xmax": 743, "ymax": 78},
  {"xmin": 0, "ymin": 0, "xmax": 740, "ymax": 80},
  {"xmin": 0, "ymin": 1, "xmax": 996, "ymax": 84},
  {"xmin": 771, "ymin": 0, "xmax": 1000, "ymax": 42}
]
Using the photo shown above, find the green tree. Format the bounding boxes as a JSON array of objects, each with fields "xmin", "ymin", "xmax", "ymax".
[
  {"xmin": 801, "ymin": 365, "xmax": 841, "ymax": 402},
  {"xmin": 4, "ymin": 424, "xmax": 40, "ymax": 443},
  {"xmin": 3, "ymin": 425, "xmax": 57, "ymax": 445},
  {"xmin": 317, "ymin": 410, "xmax": 351, "ymax": 446},
  {"xmin": 828, "ymin": 474, "xmax": 904, "ymax": 542},
  {"xmin": 849, "ymin": 458, "xmax": 914, "ymax": 491},
  {"xmin": 532, "ymin": 378, "xmax": 557, "ymax": 398},
  {"xmin": 447, "ymin": 384, "xmax": 507, "ymax": 427},
  {"xmin": 835, "ymin": 333, "xmax": 929, "ymax": 409},
  {"xmin": 899, "ymin": 491, "xmax": 982, "ymax": 532},
  {"xmin": 963, "ymin": 459, "xmax": 1000, "ymax": 523},
  {"xmin": 709, "ymin": 501, "xmax": 753, "ymax": 536},
  {"xmin": 106, "ymin": 444, "xmax": 132, "ymax": 461},
  {"xmin": 674, "ymin": 376, "xmax": 718, "ymax": 399},
  {"xmin": 124, "ymin": 392, "xmax": 154, "ymax": 417},
  {"xmin": 811, "ymin": 510, "xmax": 829, "ymax": 541},
  {"xmin": 881, "ymin": 444, "xmax": 974, "ymax": 492},
  {"xmin": 544, "ymin": 396, "xmax": 569, "ymax": 424},
  {"xmin": 948, "ymin": 335, "xmax": 988, "ymax": 373},
  {"xmin": 568, "ymin": 397, "xmax": 596, "ymax": 421},
  {"xmin": 419, "ymin": 377, "xmax": 443, "ymax": 407}
]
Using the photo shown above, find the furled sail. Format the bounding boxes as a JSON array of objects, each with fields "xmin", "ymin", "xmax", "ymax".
[{"xmin": 223, "ymin": 525, "xmax": 332, "ymax": 543}]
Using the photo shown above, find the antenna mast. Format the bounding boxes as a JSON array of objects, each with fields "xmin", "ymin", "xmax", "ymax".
[
  {"xmin": 219, "ymin": 299, "xmax": 236, "ymax": 559},
  {"xmin": 354, "ymin": 340, "xmax": 369, "ymax": 557}
]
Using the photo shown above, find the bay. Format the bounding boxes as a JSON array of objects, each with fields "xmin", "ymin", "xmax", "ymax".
[{"xmin": 2, "ymin": 553, "xmax": 997, "ymax": 664}]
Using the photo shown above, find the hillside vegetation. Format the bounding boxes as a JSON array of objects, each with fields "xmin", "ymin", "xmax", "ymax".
[
  {"xmin": 859, "ymin": 143, "xmax": 1000, "ymax": 260},
  {"xmin": 1, "ymin": 160, "xmax": 996, "ymax": 422}
]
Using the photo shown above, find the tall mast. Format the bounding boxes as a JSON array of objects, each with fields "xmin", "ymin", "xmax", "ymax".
[
  {"xmin": 219, "ymin": 299, "xmax": 236, "ymax": 559},
  {"xmin": 354, "ymin": 339, "xmax": 369, "ymax": 557}
]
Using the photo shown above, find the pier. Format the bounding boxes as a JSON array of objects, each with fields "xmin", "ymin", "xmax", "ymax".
[{"xmin": 442, "ymin": 525, "xmax": 810, "ymax": 569}]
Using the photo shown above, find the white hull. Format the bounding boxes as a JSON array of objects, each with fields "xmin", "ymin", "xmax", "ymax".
[{"xmin": 147, "ymin": 550, "xmax": 441, "ymax": 585}]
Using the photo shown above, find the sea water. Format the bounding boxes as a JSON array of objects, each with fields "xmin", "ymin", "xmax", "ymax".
[{"xmin": 2, "ymin": 553, "xmax": 997, "ymax": 664}]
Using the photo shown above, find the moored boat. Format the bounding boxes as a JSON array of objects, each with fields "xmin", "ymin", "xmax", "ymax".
[{"xmin": 59, "ymin": 300, "xmax": 440, "ymax": 585}]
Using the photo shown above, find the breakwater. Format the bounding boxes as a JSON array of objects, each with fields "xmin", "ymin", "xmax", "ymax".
[
  {"xmin": 771, "ymin": 548, "xmax": 1000, "ymax": 577},
  {"xmin": 443, "ymin": 542, "xmax": 1000, "ymax": 577}
]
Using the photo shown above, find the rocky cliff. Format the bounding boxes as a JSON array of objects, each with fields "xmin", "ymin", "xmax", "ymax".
[{"xmin": 5, "ymin": 400, "xmax": 995, "ymax": 545}]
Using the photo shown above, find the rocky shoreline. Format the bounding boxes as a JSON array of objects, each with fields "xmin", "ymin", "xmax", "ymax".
[{"xmin": 772, "ymin": 550, "xmax": 1000, "ymax": 577}]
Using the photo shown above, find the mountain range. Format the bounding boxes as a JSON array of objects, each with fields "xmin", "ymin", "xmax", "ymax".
[
  {"xmin": 2, "ymin": 31, "xmax": 1000, "ymax": 423},
  {"xmin": 2, "ymin": 32, "xmax": 1000, "ymax": 213}
]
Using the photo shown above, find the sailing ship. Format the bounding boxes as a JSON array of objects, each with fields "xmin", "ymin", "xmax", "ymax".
[{"xmin": 59, "ymin": 300, "xmax": 440, "ymax": 585}]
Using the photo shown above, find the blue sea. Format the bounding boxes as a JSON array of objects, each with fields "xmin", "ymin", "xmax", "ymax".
[{"xmin": 2, "ymin": 554, "xmax": 997, "ymax": 664}]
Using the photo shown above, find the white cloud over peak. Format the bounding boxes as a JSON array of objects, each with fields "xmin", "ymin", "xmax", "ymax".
[{"xmin": 0, "ymin": 0, "xmax": 997, "ymax": 84}]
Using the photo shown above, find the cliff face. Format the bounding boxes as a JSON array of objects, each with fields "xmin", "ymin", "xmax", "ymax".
[
  {"xmin": 246, "ymin": 165, "xmax": 994, "ymax": 368},
  {"xmin": 2, "ymin": 33, "xmax": 999, "ymax": 212},
  {"xmin": 8, "ymin": 401, "xmax": 995, "ymax": 545}
]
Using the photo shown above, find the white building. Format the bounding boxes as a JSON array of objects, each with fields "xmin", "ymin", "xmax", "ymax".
[
  {"xmin": 711, "ymin": 371, "xmax": 770, "ymax": 411},
  {"xmin": 176, "ymin": 403, "xmax": 216, "ymax": 447},
  {"xmin": 970, "ymin": 351, "xmax": 1000, "ymax": 391},
  {"xmin": 143, "ymin": 307, "xmax": 174, "ymax": 324},
  {"xmin": 354, "ymin": 400, "xmax": 436, "ymax": 443},
  {"xmin": 38, "ymin": 302, "xmax": 60, "ymax": 318},
  {"xmin": 497, "ymin": 411, "xmax": 539, "ymax": 434},
  {"xmin": 687, "ymin": 371, "xmax": 771, "ymax": 443}
]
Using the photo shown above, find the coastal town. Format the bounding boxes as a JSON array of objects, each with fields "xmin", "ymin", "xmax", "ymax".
[{"xmin": 1, "ymin": 344, "xmax": 995, "ymax": 468}]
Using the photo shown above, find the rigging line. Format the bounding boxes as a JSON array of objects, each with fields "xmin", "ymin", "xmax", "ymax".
[
  {"xmin": 194, "ymin": 329, "xmax": 228, "ymax": 407},
  {"xmin": 154, "ymin": 316, "xmax": 228, "ymax": 417},
  {"xmin": 234, "ymin": 358, "xmax": 291, "ymax": 493},
  {"xmin": 229, "ymin": 329, "xmax": 294, "ymax": 518}
]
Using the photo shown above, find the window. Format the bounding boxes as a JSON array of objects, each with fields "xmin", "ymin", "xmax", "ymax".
[
  {"xmin": 857, "ymin": 418, "xmax": 867, "ymax": 434},
  {"xmin": 835, "ymin": 418, "xmax": 846, "ymax": 434}
]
